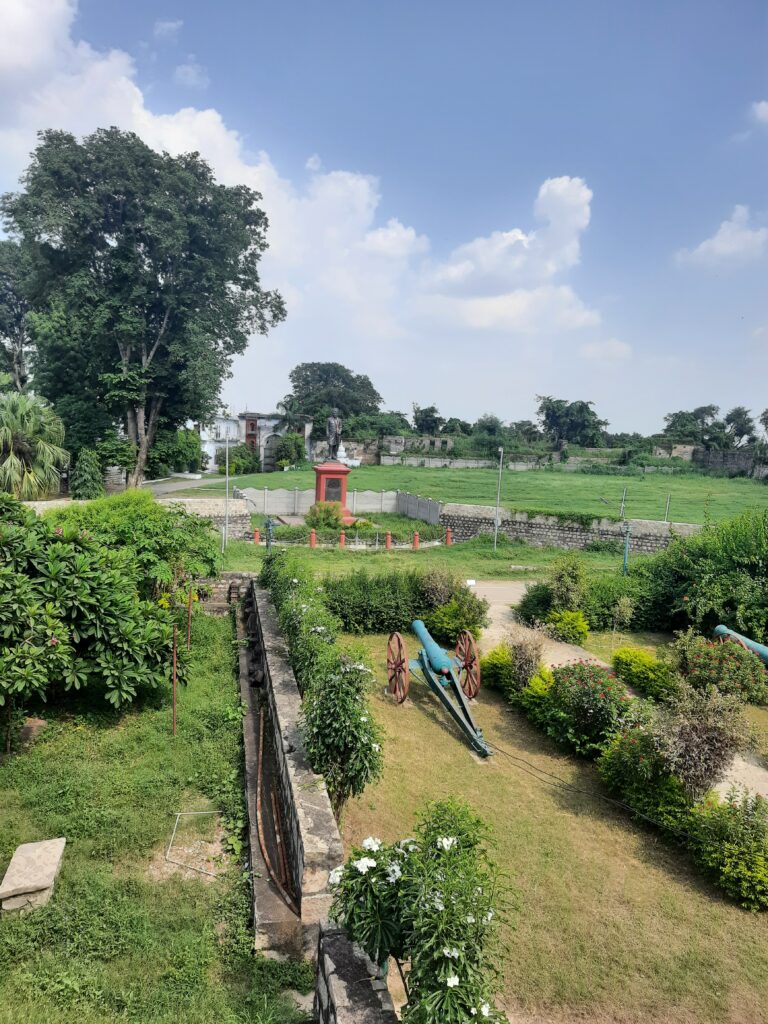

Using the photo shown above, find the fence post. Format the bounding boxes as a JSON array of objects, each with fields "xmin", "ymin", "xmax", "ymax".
[
  {"xmin": 339, "ymin": 530, "xmax": 346, "ymax": 549},
  {"xmin": 352, "ymin": 489, "xmax": 357, "ymax": 515},
  {"xmin": 293, "ymin": 487, "xmax": 298, "ymax": 515},
  {"xmin": 413, "ymin": 531, "xmax": 420, "ymax": 550},
  {"xmin": 253, "ymin": 528, "xmax": 260, "ymax": 545},
  {"xmin": 380, "ymin": 489, "xmax": 384, "ymax": 512},
  {"xmin": 310, "ymin": 528, "xmax": 316, "ymax": 549},
  {"xmin": 263, "ymin": 487, "xmax": 268, "ymax": 514},
  {"xmin": 385, "ymin": 531, "xmax": 392, "ymax": 550},
  {"xmin": 445, "ymin": 527, "xmax": 452, "ymax": 546}
]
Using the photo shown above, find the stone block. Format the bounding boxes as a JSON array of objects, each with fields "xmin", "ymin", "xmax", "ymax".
[
  {"xmin": 2, "ymin": 886, "xmax": 53, "ymax": 912},
  {"xmin": 0, "ymin": 837, "xmax": 66, "ymax": 900}
]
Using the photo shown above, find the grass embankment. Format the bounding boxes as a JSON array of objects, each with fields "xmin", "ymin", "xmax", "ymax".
[
  {"xmin": 339, "ymin": 632, "xmax": 768, "ymax": 1024},
  {"xmin": 176, "ymin": 466, "xmax": 768, "ymax": 525},
  {"xmin": 0, "ymin": 614, "xmax": 310, "ymax": 1024}
]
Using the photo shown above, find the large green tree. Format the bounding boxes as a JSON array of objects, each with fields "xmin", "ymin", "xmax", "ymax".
[
  {"xmin": 536, "ymin": 396, "xmax": 607, "ymax": 446},
  {"xmin": 412, "ymin": 403, "xmax": 445, "ymax": 434},
  {"xmin": 1, "ymin": 128, "xmax": 285, "ymax": 485},
  {"xmin": 0, "ymin": 240, "xmax": 31, "ymax": 391},
  {"xmin": 288, "ymin": 361, "xmax": 382, "ymax": 418}
]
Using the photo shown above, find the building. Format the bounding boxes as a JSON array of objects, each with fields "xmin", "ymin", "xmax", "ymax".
[
  {"xmin": 199, "ymin": 413, "xmax": 243, "ymax": 471},
  {"xmin": 199, "ymin": 412, "xmax": 313, "ymax": 473}
]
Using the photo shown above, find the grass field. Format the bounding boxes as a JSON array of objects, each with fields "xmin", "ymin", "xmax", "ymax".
[
  {"xmin": 340, "ymin": 633, "xmax": 768, "ymax": 1024},
  {"xmin": 0, "ymin": 614, "xmax": 310, "ymax": 1024},
  {"xmin": 175, "ymin": 465, "xmax": 768, "ymax": 524}
]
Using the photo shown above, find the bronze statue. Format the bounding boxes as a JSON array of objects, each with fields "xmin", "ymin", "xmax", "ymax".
[{"xmin": 326, "ymin": 408, "xmax": 342, "ymax": 460}]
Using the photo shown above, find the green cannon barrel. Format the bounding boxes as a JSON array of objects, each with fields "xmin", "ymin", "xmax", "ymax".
[
  {"xmin": 713, "ymin": 624, "xmax": 768, "ymax": 666},
  {"xmin": 412, "ymin": 619, "xmax": 454, "ymax": 675}
]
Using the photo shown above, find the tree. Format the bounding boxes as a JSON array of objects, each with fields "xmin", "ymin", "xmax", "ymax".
[
  {"xmin": 275, "ymin": 394, "xmax": 306, "ymax": 432},
  {"xmin": 536, "ymin": 396, "xmax": 607, "ymax": 446},
  {"xmin": 442, "ymin": 417, "xmax": 472, "ymax": 436},
  {"xmin": 344, "ymin": 410, "xmax": 412, "ymax": 437},
  {"xmin": 1, "ymin": 128, "xmax": 285, "ymax": 486},
  {"xmin": 662, "ymin": 405, "xmax": 720, "ymax": 445},
  {"xmin": 509, "ymin": 419, "xmax": 542, "ymax": 444},
  {"xmin": 288, "ymin": 362, "xmax": 382, "ymax": 418},
  {"xmin": 473, "ymin": 414, "xmax": 504, "ymax": 436},
  {"xmin": 70, "ymin": 447, "xmax": 105, "ymax": 499},
  {"xmin": 724, "ymin": 406, "xmax": 756, "ymax": 448},
  {"xmin": 274, "ymin": 432, "xmax": 306, "ymax": 466},
  {"xmin": 412, "ymin": 403, "xmax": 445, "ymax": 434},
  {"xmin": 0, "ymin": 240, "xmax": 32, "ymax": 391},
  {"xmin": 0, "ymin": 390, "xmax": 69, "ymax": 498}
]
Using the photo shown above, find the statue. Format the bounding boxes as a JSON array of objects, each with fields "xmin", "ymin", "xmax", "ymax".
[{"xmin": 326, "ymin": 407, "xmax": 343, "ymax": 460}]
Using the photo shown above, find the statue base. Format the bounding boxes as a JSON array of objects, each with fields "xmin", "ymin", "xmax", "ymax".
[{"xmin": 313, "ymin": 461, "xmax": 355, "ymax": 524}]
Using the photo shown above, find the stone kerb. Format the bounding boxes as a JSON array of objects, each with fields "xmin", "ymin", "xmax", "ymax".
[
  {"xmin": 251, "ymin": 585, "xmax": 343, "ymax": 946},
  {"xmin": 314, "ymin": 924, "xmax": 399, "ymax": 1024}
]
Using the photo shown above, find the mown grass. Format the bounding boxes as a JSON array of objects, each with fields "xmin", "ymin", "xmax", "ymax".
[
  {"xmin": 223, "ymin": 534, "xmax": 628, "ymax": 580},
  {"xmin": 340, "ymin": 632, "xmax": 768, "ymax": 1024},
  {"xmin": 176, "ymin": 465, "xmax": 768, "ymax": 524},
  {"xmin": 0, "ymin": 613, "xmax": 311, "ymax": 1024}
]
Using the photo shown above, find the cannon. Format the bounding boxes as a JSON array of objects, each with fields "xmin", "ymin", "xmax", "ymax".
[
  {"xmin": 713, "ymin": 624, "xmax": 768, "ymax": 666},
  {"xmin": 386, "ymin": 620, "xmax": 491, "ymax": 757}
]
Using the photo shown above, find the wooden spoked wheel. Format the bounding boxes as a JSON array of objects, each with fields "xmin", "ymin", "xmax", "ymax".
[
  {"xmin": 387, "ymin": 632, "xmax": 410, "ymax": 704},
  {"xmin": 455, "ymin": 630, "xmax": 481, "ymax": 699}
]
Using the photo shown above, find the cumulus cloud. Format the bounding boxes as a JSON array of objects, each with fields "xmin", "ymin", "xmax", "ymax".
[
  {"xmin": 0, "ymin": 0, "xmax": 609, "ymax": 414},
  {"xmin": 751, "ymin": 100, "xmax": 768, "ymax": 125},
  {"xmin": 174, "ymin": 58, "xmax": 209, "ymax": 90},
  {"xmin": 677, "ymin": 205, "xmax": 768, "ymax": 265},
  {"xmin": 154, "ymin": 19, "xmax": 183, "ymax": 41},
  {"xmin": 579, "ymin": 338, "xmax": 632, "ymax": 362}
]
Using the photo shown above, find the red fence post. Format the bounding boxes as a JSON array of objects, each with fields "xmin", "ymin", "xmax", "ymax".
[
  {"xmin": 309, "ymin": 528, "xmax": 316, "ymax": 549},
  {"xmin": 253, "ymin": 528, "xmax": 260, "ymax": 545},
  {"xmin": 339, "ymin": 530, "xmax": 346, "ymax": 549},
  {"xmin": 385, "ymin": 531, "xmax": 392, "ymax": 550},
  {"xmin": 445, "ymin": 527, "xmax": 452, "ymax": 546},
  {"xmin": 413, "ymin": 531, "xmax": 420, "ymax": 550}
]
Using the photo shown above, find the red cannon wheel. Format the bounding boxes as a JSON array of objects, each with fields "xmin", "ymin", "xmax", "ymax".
[
  {"xmin": 387, "ymin": 632, "xmax": 410, "ymax": 704},
  {"xmin": 455, "ymin": 630, "xmax": 481, "ymax": 699}
]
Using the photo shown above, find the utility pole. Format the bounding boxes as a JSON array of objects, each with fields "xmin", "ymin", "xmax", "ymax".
[
  {"xmin": 223, "ymin": 407, "xmax": 231, "ymax": 552},
  {"xmin": 494, "ymin": 447, "xmax": 504, "ymax": 551}
]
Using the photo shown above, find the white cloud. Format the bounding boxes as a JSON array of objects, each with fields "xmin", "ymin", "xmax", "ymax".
[
  {"xmin": 305, "ymin": 153, "xmax": 322, "ymax": 172},
  {"xmin": 751, "ymin": 100, "xmax": 768, "ymax": 124},
  {"xmin": 173, "ymin": 58, "xmax": 209, "ymax": 90},
  {"xmin": 154, "ymin": 19, "xmax": 183, "ymax": 41},
  {"xmin": 0, "ymin": 0, "xmax": 610, "ymax": 418},
  {"xmin": 579, "ymin": 338, "xmax": 632, "ymax": 362},
  {"xmin": 677, "ymin": 205, "xmax": 768, "ymax": 265}
]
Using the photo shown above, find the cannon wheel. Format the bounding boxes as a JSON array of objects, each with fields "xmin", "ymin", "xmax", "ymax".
[
  {"xmin": 456, "ymin": 630, "xmax": 481, "ymax": 699},
  {"xmin": 387, "ymin": 632, "xmax": 410, "ymax": 704}
]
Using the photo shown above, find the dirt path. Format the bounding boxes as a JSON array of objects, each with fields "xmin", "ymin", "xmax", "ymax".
[{"xmin": 474, "ymin": 579, "xmax": 768, "ymax": 799}]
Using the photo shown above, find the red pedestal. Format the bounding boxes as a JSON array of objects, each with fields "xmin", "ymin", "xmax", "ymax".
[{"xmin": 313, "ymin": 462, "xmax": 355, "ymax": 524}]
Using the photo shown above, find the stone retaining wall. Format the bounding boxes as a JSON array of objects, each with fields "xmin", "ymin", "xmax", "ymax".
[
  {"xmin": 157, "ymin": 497, "xmax": 251, "ymax": 539},
  {"xmin": 314, "ymin": 925, "xmax": 398, "ymax": 1024},
  {"xmin": 439, "ymin": 503, "xmax": 702, "ymax": 553}
]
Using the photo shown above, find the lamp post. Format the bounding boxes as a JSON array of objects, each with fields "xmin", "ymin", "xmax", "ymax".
[
  {"xmin": 223, "ymin": 406, "xmax": 231, "ymax": 552},
  {"xmin": 493, "ymin": 446, "xmax": 504, "ymax": 551}
]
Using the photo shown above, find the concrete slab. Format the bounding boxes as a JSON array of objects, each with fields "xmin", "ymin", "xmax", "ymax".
[
  {"xmin": 2, "ymin": 886, "xmax": 53, "ymax": 912},
  {"xmin": 0, "ymin": 837, "xmax": 66, "ymax": 900}
]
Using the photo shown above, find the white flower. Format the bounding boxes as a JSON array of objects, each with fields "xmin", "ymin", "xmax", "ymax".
[
  {"xmin": 437, "ymin": 836, "xmax": 457, "ymax": 851},
  {"xmin": 361, "ymin": 715, "xmax": 369, "ymax": 722},
  {"xmin": 466, "ymin": 915, "xmax": 475, "ymax": 924},
  {"xmin": 485, "ymin": 910, "xmax": 494, "ymax": 923},
  {"xmin": 372, "ymin": 743, "xmax": 381, "ymax": 752},
  {"xmin": 386, "ymin": 862, "xmax": 402, "ymax": 882},
  {"xmin": 446, "ymin": 974, "xmax": 460, "ymax": 988},
  {"xmin": 362, "ymin": 837, "xmax": 382, "ymax": 852},
  {"xmin": 433, "ymin": 895, "xmax": 445, "ymax": 911},
  {"xmin": 480, "ymin": 1003, "xmax": 491, "ymax": 1018},
  {"xmin": 328, "ymin": 866, "xmax": 343, "ymax": 886},
  {"xmin": 353, "ymin": 857, "xmax": 377, "ymax": 874},
  {"xmin": 291, "ymin": 578, "xmax": 299, "ymax": 584},
  {"xmin": 443, "ymin": 947, "xmax": 459, "ymax": 959},
  {"xmin": 470, "ymin": 1010, "xmax": 477, "ymax": 1017}
]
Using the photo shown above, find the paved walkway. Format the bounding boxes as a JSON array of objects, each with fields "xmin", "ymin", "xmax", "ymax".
[
  {"xmin": 474, "ymin": 578, "xmax": 768, "ymax": 799},
  {"xmin": 142, "ymin": 476, "xmax": 215, "ymax": 496}
]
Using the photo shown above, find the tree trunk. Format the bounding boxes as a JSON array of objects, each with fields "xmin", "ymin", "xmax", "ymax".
[{"xmin": 126, "ymin": 397, "xmax": 163, "ymax": 488}]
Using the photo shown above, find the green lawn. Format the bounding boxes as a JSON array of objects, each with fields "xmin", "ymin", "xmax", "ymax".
[
  {"xmin": 0, "ymin": 614, "xmax": 310, "ymax": 1024},
  {"xmin": 340, "ymin": 632, "xmax": 768, "ymax": 1024},
  {"xmin": 177, "ymin": 466, "xmax": 768, "ymax": 524}
]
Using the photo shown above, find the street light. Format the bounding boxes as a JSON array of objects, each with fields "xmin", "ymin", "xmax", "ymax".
[
  {"xmin": 493, "ymin": 446, "xmax": 504, "ymax": 551},
  {"xmin": 222, "ymin": 405, "xmax": 232, "ymax": 552}
]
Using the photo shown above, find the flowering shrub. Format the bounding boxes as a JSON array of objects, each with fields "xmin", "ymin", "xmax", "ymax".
[
  {"xmin": 259, "ymin": 550, "xmax": 382, "ymax": 813},
  {"xmin": 330, "ymin": 800, "xmax": 507, "ymax": 1024},
  {"xmin": 684, "ymin": 639, "xmax": 768, "ymax": 705},
  {"xmin": 612, "ymin": 647, "xmax": 680, "ymax": 701},
  {"xmin": 521, "ymin": 662, "xmax": 633, "ymax": 756},
  {"xmin": 544, "ymin": 609, "xmax": 589, "ymax": 645}
]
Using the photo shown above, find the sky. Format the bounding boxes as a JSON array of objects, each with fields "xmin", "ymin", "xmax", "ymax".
[{"xmin": 1, "ymin": 0, "xmax": 766, "ymax": 433}]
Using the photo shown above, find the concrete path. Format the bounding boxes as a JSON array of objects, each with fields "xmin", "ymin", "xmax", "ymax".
[
  {"xmin": 143, "ymin": 476, "xmax": 215, "ymax": 496},
  {"xmin": 473, "ymin": 580, "xmax": 608, "ymax": 668}
]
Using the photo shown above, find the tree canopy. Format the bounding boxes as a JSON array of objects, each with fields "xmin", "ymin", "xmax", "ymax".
[
  {"xmin": 662, "ymin": 405, "xmax": 757, "ymax": 449},
  {"xmin": 536, "ymin": 396, "xmax": 607, "ymax": 447},
  {"xmin": 288, "ymin": 361, "xmax": 382, "ymax": 418},
  {"xmin": 1, "ymin": 128, "xmax": 285, "ymax": 484},
  {"xmin": 412, "ymin": 403, "xmax": 445, "ymax": 434}
]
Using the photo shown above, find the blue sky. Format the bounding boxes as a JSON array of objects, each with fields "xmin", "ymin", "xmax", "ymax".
[{"xmin": 2, "ymin": 1, "xmax": 767, "ymax": 431}]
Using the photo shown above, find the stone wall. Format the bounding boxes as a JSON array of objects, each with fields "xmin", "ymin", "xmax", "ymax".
[
  {"xmin": 314, "ymin": 925, "xmax": 398, "ymax": 1024},
  {"xmin": 439, "ymin": 503, "xmax": 701, "ymax": 553},
  {"xmin": 692, "ymin": 447, "xmax": 756, "ymax": 474},
  {"xmin": 157, "ymin": 497, "xmax": 251, "ymax": 539}
]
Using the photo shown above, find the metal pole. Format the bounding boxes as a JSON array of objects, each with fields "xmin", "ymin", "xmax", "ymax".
[
  {"xmin": 620, "ymin": 486, "xmax": 627, "ymax": 519},
  {"xmin": 186, "ymin": 588, "xmax": 193, "ymax": 651},
  {"xmin": 224, "ymin": 420, "xmax": 230, "ymax": 550},
  {"xmin": 664, "ymin": 494, "xmax": 671, "ymax": 523},
  {"xmin": 622, "ymin": 523, "xmax": 631, "ymax": 576},
  {"xmin": 493, "ymin": 447, "xmax": 504, "ymax": 551},
  {"xmin": 172, "ymin": 624, "xmax": 178, "ymax": 736}
]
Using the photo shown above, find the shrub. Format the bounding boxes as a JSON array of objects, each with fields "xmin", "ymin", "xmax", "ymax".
[
  {"xmin": 481, "ymin": 629, "xmax": 544, "ymax": 699},
  {"xmin": 581, "ymin": 574, "xmax": 640, "ymax": 630},
  {"xmin": 685, "ymin": 639, "xmax": 768, "ymax": 705},
  {"xmin": 516, "ymin": 581, "xmax": 553, "ymax": 624},
  {"xmin": 612, "ymin": 647, "xmax": 680, "ymax": 701},
  {"xmin": 688, "ymin": 792, "xmax": 768, "ymax": 910},
  {"xmin": 306, "ymin": 501, "xmax": 343, "ymax": 529},
  {"xmin": 273, "ymin": 432, "xmax": 305, "ymax": 466},
  {"xmin": 1, "ymin": 494, "xmax": 184, "ymax": 711},
  {"xmin": 259, "ymin": 550, "xmax": 382, "ymax": 813},
  {"xmin": 69, "ymin": 447, "xmax": 104, "ymax": 499},
  {"xmin": 322, "ymin": 569, "xmax": 422, "ymax": 634},
  {"xmin": 547, "ymin": 553, "xmax": 587, "ymax": 611},
  {"xmin": 216, "ymin": 443, "xmax": 260, "ymax": 475},
  {"xmin": 45, "ymin": 491, "xmax": 220, "ymax": 601},
  {"xmin": 522, "ymin": 662, "xmax": 633, "ymax": 756},
  {"xmin": 423, "ymin": 587, "xmax": 489, "ymax": 644},
  {"xmin": 479, "ymin": 645, "xmax": 514, "ymax": 693},
  {"xmin": 545, "ymin": 609, "xmax": 589, "ymax": 645},
  {"xmin": 331, "ymin": 800, "xmax": 507, "ymax": 1023}
]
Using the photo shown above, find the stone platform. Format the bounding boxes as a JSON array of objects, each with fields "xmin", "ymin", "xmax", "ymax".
[{"xmin": 0, "ymin": 837, "xmax": 66, "ymax": 913}]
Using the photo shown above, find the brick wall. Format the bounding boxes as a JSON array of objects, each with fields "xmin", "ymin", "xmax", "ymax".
[{"xmin": 439, "ymin": 503, "xmax": 701, "ymax": 553}]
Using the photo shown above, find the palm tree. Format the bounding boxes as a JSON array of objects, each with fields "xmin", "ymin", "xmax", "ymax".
[
  {"xmin": 275, "ymin": 394, "xmax": 305, "ymax": 432},
  {"xmin": 0, "ymin": 391, "xmax": 70, "ymax": 499}
]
